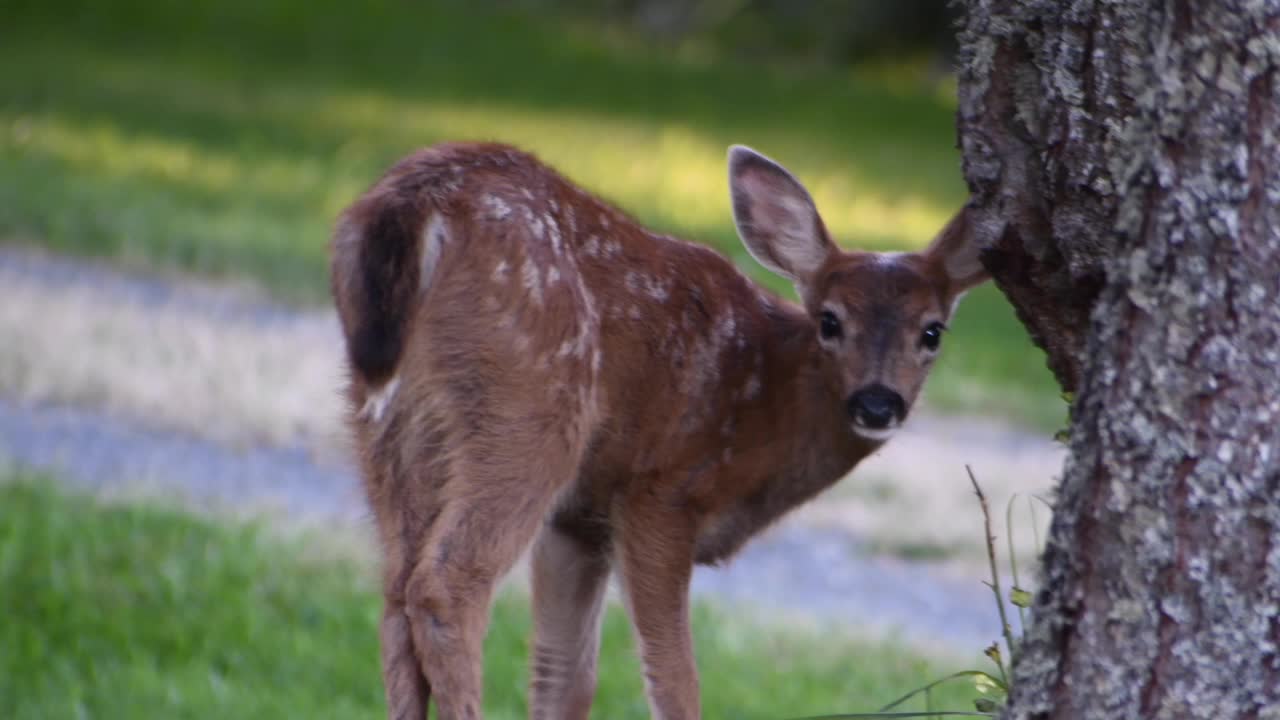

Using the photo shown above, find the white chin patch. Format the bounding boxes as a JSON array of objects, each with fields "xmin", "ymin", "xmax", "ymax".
[{"xmin": 852, "ymin": 423, "xmax": 898, "ymax": 442}]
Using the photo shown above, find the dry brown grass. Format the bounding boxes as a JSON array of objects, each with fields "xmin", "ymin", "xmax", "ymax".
[{"xmin": 0, "ymin": 255, "xmax": 348, "ymax": 457}]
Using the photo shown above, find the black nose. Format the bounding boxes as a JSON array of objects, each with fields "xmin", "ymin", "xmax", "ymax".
[{"xmin": 847, "ymin": 385, "xmax": 905, "ymax": 429}]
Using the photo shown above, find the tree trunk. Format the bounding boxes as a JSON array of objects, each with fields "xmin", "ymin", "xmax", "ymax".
[{"xmin": 956, "ymin": 1, "xmax": 1280, "ymax": 718}]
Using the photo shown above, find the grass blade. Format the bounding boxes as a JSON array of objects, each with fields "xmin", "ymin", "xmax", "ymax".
[
  {"xmin": 783, "ymin": 707, "xmax": 993, "ymax": 712},
  {"xmin": 1005, "ymin": 493, "xmax": 1027, "ymax": 635},
  {"xmin": 877, "ymin": 670, "xmax": 1006, "ymax": 712},
  {"xmin": 1029, "ymin": 495, "xmax": 1043, "ymax": 559}
]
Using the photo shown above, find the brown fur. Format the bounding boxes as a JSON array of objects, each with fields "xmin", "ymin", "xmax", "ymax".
[{"xmin": 330, "ymin": 142, "xmax": 988, "ymax": 720}]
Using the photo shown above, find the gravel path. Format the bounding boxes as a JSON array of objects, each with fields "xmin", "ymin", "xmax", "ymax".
[
  {"xmin": 0, "ymin": 246, "xmax": 1054, "ymax": 657},
  {"xmin": 0, "ymin": 398, "xmax": 1008, "ymax": 654}
]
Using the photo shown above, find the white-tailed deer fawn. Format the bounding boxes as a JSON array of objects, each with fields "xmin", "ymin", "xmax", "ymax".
[{"xmin": 331, "ymin": 142, "xmax": 988, "ymax": 720}]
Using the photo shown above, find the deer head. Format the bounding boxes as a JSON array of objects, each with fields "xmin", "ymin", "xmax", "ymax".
[{"xmin": 728, "ymin": 145, "xmax": 988, "ymax": 441}]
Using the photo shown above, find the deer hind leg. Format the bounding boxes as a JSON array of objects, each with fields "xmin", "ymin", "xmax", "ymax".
[
  {"xmin": 404, "ymin": 431, "xmax": 585, "ymax": 720},
  {"xmin": 380, "ymin": 610, "xmax": 428, "ymax": 720},
  {"xmin": 528, "ymin": 518, "xmax": 611, "ymax": 720},
  {"xmin": 360, "ymin": 435, "xmax": 442, "ymax": 720},
  {"xmin": 379, "ymin": 543, "xmax": 430, "ymax": 720}
]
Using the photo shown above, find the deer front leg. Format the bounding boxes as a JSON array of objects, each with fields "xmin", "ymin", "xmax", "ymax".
[
  {"xmin": 615, "ymin": 498, "xmax": 700, "ymax": 720},
  {"xmin": 528, "ymin": 523, "xmax": 611, "ymax": 720}
]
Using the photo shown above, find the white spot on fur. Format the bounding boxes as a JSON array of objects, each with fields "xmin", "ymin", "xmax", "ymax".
[
  {"xmin": 481, "ymin": 194, "xmax": 511, "ymax": 220},
  {"xmin": 546, "ymin": 214, "xmax": 563, "ymax": 254},
  {"xmin": 717, "ymin": 311, "xmax": 737, "ymax": 341},
  {"xmin": 419, "ymin": 215, "xmax": 448, "ymax": 293},
  {"xmin": 583, "ymin": 236, "xmax": 601, "ymax": 257},
  {"xmin": 547, "ymin": 266, "xmax": 561, "ymax": 285},
  {"xmin": 592, "ymin": 348, "xmax": 603, "ymax": 374},
  {"xmin": 522, "ymin": 259, "xmax": 543, "ymax": 305},
  {"xmin": 873, "ymin": 251, "xmax": 908, "ymax": 267},
  {"xmin": 492, "ymin": 259, "xmax": 511, "ymax": 284},
  {"xmin": 359, "ymin": 376, "xmax": 400, "ymax": 422},
  {"xmin": 576, "ymin": 271, "xmax": 598, "ymax": 320},
  {"xmin": 626, "ymin": 272, "xmax": 671, "ymax": 302},
  {"xmin": 604, "ymin": 239, "xmax": 622, "ymax": 257},
  {"xmin": 624, "ymin": 271, "xmax": 642, "ymax": 294}
]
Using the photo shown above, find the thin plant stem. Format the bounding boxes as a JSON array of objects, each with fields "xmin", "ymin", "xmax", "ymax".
[{"xmin": 968, "ymin": 465, "xmax": 1015, "ymax": 684}]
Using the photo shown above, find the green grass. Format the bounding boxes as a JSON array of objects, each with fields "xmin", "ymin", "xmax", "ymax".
[
  {"xmin": 0, "ymin": 478, "xmax": 980, "ymax": 718},
  {"xmin": 0, "ymin": 0, "xmax": 1061, "ymax": 428}
]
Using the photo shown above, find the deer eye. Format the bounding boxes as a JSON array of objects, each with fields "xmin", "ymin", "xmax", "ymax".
[
  {"xmin": 920, "ymin": 322, "xmax": 945, "ymax": 351},
  {"xmin": 819, "ymin": 311, "xmax": 843, "ymax": 340}
]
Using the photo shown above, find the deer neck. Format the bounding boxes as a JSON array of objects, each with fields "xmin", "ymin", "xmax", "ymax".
[{"xmin": 689, "ymin": 296, "xmax": 879, "ymax": 564}]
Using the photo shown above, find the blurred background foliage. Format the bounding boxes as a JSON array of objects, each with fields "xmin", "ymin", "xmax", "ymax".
[
  {"xmin": 1, "ymin": 0, "xmax": 1058, "ymax": 426},
  {"xmin": 0, "ymin": 0, "xmax": 1051, "ymax": 425},
  {"xmin": 502, "ymin": 0, "xmax": 960, "ymax": 67}
]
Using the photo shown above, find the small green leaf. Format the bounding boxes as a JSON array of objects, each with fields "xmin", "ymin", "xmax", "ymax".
[
  {"xmin": 974, "ymin": 698, "xmax": 1001, "ymax": 712},
  {"xmin": 1009, "ymin": 587, "xmax": 1033, "ymax": 608},
  {"xmin": 1053, "ymin": 427, "xmax": 1070, "ymax": 443}
]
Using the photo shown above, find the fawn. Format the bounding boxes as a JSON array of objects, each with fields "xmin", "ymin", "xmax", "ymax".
[{"xmin": 330, "ymin": 142, "xmax": 988, "ymax": 720}]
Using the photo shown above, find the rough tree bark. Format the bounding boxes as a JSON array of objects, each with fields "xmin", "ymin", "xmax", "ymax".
[{"xmin": 956, "ymin": 1, "xmax": 1280, "ymax": 718}]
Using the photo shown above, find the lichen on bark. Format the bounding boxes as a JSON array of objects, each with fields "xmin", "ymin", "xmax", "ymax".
[{"xmin": 956, "ymin": 1, "xmax": 1280, "ymax": 717}]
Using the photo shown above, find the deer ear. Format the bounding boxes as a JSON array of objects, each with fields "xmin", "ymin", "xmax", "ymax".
[
  {"xmin": 728, "ymin": 145, "xmax": 834, "ymax": 286},
  {"xmin": 924, "ymin": 206, "xmax": 989, "ymax": 299}
]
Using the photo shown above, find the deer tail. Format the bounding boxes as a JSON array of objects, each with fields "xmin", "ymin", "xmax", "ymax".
[{"xmin": 330, "ymin": 187, "xmax": 433, "ymax": 386}]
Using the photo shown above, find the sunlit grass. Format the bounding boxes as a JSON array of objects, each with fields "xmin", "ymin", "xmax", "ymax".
[
  {"xmin": 0, "ymin": 477, "xmax": 978, "ymax": 719},
  {"xmin": 4, "ymin": 99, "xmax": 952, "ymax": 251},
  {"xmin": 0, "ymin": 0, "xmax": 1061, "ymax": 427}
]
